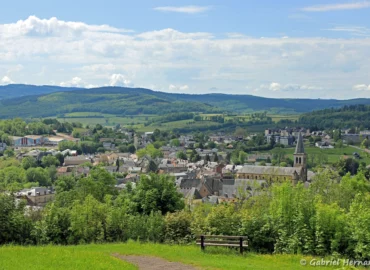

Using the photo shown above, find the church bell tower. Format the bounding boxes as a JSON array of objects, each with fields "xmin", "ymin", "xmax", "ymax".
[{"xmin": 293, "ymin": 132, "xmax": 307, "ymax": 181}]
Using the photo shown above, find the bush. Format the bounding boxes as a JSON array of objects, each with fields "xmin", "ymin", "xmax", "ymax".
[{"xmin": 164, "ymin": 211, "xmax": 193, "ymax": 243}]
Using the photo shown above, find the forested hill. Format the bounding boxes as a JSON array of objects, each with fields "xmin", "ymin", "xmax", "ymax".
[
  {"xmin": 1, "ymin": 85, "xmax": 370, "ymax": 118},
  {"xmin": 298, "ymin": 104, "xmax": 370, "ymax": 130},
  {"xmin": 0, "ymin": 84, "xmax": 80, "ymax": 100}
]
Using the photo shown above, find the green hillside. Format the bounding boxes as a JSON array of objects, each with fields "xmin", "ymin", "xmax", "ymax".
[
  {"xmin": 1, "ymin": 85, "xmax": 370, "ymax": 118},
  {"xmin": 298, "ymin": 104, "xmax": 370, "ymax": 129}
]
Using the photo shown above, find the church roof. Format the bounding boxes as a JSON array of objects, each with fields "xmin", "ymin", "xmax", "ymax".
[
  {"xmin": 295, "ymin": 132, "xmax": 305, "ymax": 154},
  {"xmin": 237, "ymin": 165, "xmax": 301, "ymax": 176}
]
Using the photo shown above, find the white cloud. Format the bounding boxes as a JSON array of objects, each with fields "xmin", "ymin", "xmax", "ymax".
[
  {"xmin": 0, "ymin": 16, "xmax": 133, "ymax": 38},
  {"xmin": 353, "ymin": 84, "xmax": 370, "ymax": 91},
  {"xmin": 109, "ymin": 74, "xmax": 133, "ymax": 87},
  {"xmin": 302, "ymin": 1, "xmax": 370, "ymax": 12},
  {"xmin": 153, "ymin": 6, "xmax": 211, "ymax": 14},
  {"xmin": 60, "ymin": 77, "xmax": 86, "ymax": 87},
  {"xmin": 169, "ymin": 84, "xmax": 189, "ymax": 91},
  {"xmin": 1, "ymin": 76, "xmax": 14, "ymax": 84},
  {"xmin": 137, "ymin": 28, "xmax": 213, "ymax": 40},
  {"xmin": 324, "ymin": 26, "xmax": 370, "ymax": 37},
  {"xmin": 1, "ymin": 16, "xmax": 370, "ymax": 98},
  {"xmin": 255, "ymin": 83, "xmax": 323, "ymax": 94},
  {"xmin": 269, "ymin": 82, "xmax": 281, "ymax": 91}
]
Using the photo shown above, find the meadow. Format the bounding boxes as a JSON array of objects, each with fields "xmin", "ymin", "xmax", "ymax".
[
  {"xmin": 0, "ymin": 242, "xmax": 344, "ymax": 270},
  {"xmin": 256, "ymin": 145, "xmax": 370, "ymax": 164},
  {"xmin": 52, "ymin": 111, "xmax": 300, "ymax": 134}
]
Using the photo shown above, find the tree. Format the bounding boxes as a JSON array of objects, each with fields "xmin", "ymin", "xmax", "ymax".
[
  {"xmin": 208, "ymin": 141, "xmax": 216, "ymax": 149},
  {"xmin": 137, "ymin": 144, "xmax": 163, "ymax": 159},
  {"xmin": 176, "ymin": 151, "xmax": 187, "ymax": 160},
  {"xmin": 4, "ymin": 149, "xmax": 14, "ymax": 157},
  {"xmin": 272, "ymin": 147, "xmax": 286, "ymax": 164},
  {"xmin": 239, "ymin": 151, "xmax": 247, "ymax": 164},
  {"xmin": 125, "ymin": 174, "xmax": 184, "ymax": 215},
  {"xmin": 41, "ymin": 155, "xmax": 60, "ymax": 168},
  {"xmin": 116, "ymin": 159, "xmax": 120, "ymax": 172},
  {"xmin": 55, "ymin": 153, "xmax": 65, "ymax": 165},
  {"xmin": 147, "ymin": 160, "xmax": 158, "ymax": 173},
  {"xmin": 127, "ymin": 144, "xmax": 136, "ymax": 154},
  {"xmin": 170, "ymin": 139, "xmax": 180, "ymax": 147},
  {"xmin": 26, "ymin": 167, "xmax": 51, "ymax": 186},
  {"xmin": 235, "ymin": 127, "xmax": 247, "ymax": 137},
  {"xmin": 21, "ymin": 156, "xmax": 37, "ymax": 170}
]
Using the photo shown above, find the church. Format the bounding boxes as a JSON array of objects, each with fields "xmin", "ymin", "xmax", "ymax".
[{"xmin": 236, "ymin": 133, "xmax": 311, "ymax": 184}]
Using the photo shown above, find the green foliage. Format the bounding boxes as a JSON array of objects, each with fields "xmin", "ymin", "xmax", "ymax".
[
  {"xmin": 164, "ymin": 211, "xmax": 193, "ymax": 243},
  {"xmin": 299, "ymin": 104, "xmax": 370, "ymax": 130},
  {"xmin": 21, "ymin": 157, "xmax": 37, "ymax": 170},
  {"xmin": 137, "ymin": 144, "xmax": 163, "ymax": 159},
  {"xmin": 26, "ymin": 167, "xmax": 51, "ymax": 186},
  {"xmin": 176, "ymin": 151, "xmax": 187, "ymax": 160},
  {"xmin": 170, "ymin": 139, "xmax": 180, "ymax": 147},
  {"xmin": 41, "ymin": 155, "xmax": 60, "ymax": 168},
  {"xmin": 121, "ymin": 174, "xmax": 184, "ymax": 215},
  {"xmin": 0, "ymin": 194, "xmax": 34, "ymax": 245}
]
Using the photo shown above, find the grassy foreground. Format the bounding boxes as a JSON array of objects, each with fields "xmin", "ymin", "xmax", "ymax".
[{"xmin": 0, "ymin": 242, "xmax": 345, "ymax": 270}]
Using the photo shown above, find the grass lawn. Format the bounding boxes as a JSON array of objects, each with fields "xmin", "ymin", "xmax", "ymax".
[{"xmin": 0, "ymin": 242, "xmax": 343, "ymax": 270}]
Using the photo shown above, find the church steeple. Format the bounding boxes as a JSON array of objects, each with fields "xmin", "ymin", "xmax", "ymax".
[
  {"xmin": 293, "ymin": 132, "xmax": 307, "ymax": 181},
  {"xmin": 294, "ymin": 132, "xmax": 305, "ymax": 155}
]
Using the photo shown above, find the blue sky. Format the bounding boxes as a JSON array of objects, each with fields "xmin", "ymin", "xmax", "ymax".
[{"xmin": 0, "ymin": 0, "xmax": 370, "ymax": 99}]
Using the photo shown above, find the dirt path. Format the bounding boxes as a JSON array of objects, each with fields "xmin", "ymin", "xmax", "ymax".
[{"xmin": 112, "ymin": 254, "xmax": 197, "ymax": 270}]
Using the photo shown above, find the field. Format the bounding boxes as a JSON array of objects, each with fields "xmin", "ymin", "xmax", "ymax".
[
  {"xmin": 134, "ymin": 120, "xmax": 222, "ymax": 132},
  {"xmin": 0, "ymin": 242, "xmax": 344, "ymax": 270},
  {"xmin": 256, "ymin": 145, "xmax": 370, "ymax": 165},
  {"xmin": 56, "ymin": 114, "xmax": 156, "ymax": 127},
  {"xmin": 268, "ymin": 114, "xmax": 300, "ymax": 123},
  {"xmin": 51, "ymin": 112, "xmax": 301, "ymax": 134}
]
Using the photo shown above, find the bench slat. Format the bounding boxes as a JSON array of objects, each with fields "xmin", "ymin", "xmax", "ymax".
[
  {"xmin": 198, "ymin": 235, "xmax": 247, "ymax": 239},
  {"xmin": 196, "ymin": 240, "xmax": 241, "ymax": 245},
  {"xmin": 196, "ymin": 243, "xmax": 248, "ymax": 247}
]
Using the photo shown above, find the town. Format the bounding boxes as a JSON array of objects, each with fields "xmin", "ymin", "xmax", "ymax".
[{"xmin": 1, "ymin": 118, "xmax": 369, "ymax": 209}]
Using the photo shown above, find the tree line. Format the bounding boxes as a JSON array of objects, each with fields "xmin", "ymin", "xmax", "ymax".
[{"xmin": 2, "ymin": 168, "xmax": 370, "ymax": 260}]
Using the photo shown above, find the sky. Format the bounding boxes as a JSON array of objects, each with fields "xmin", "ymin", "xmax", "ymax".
[{"xmin": 0, "ymin": 0, "xmax": 370, "ymax": 99}]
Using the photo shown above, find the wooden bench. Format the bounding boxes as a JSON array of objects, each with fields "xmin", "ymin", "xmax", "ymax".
[{"xmin": 196, "ymin": 235, "xmax": 248, "ymax": 254}]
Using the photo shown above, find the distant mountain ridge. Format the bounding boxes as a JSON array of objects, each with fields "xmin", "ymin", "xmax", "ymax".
[
  {"xmin": 1, "ymin": 84, "xmax": 370, "ymax": 118},
  {"xmin": 0, "ymin": 84, "xmax": 80, "ymax": 100}
]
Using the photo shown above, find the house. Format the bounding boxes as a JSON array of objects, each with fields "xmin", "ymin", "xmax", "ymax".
[
  {"xmin": 15, "ymin": 187, "xmax": 55, "ymax": 207},
  {"xmin": 103, "ymin": 142, "xmax": 116, "ymax": 150},
  {"xmin": 12, "ymin": 136, "xmax": 36, "ymax": 147},
  {"xmin": 57, "ymin": 166, "xmax": 90, "ymax": 177},
  {"xmin": 266, "ymin": 134, "xmax": 294, "ymax": 146},
  {"xmin": 128, "ymin": 167, "xmax": 142, "ymax": 174},
  {"xmin": 315, "ymin": 141, "xmax": 334, "ymax": 149},
  {"xmin": 342, "ymin": 134, "xmax": 362, "ymax": 144},
  {"xmin": 44, "ymin": 136, "xmax": 66, "ymax": 146},
  {"xmin": 22, "ymin": 150, "xmax": 53, "ymax": 162},
  {"xmin": 64, "ymin": 156, "xmax": 93, "ymax": 166},
  {"xmin": 25, "ymin": 135, "xmax": 45, "ymax": 145}
]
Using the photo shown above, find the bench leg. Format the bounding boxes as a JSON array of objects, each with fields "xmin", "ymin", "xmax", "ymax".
[
  {"xmin": 201, "ymin": 235, "xmax": 205, "ymax": 252},
  {"xmin": 239, "ymin": 237, "xmax": 243, "ymax": 254}
]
